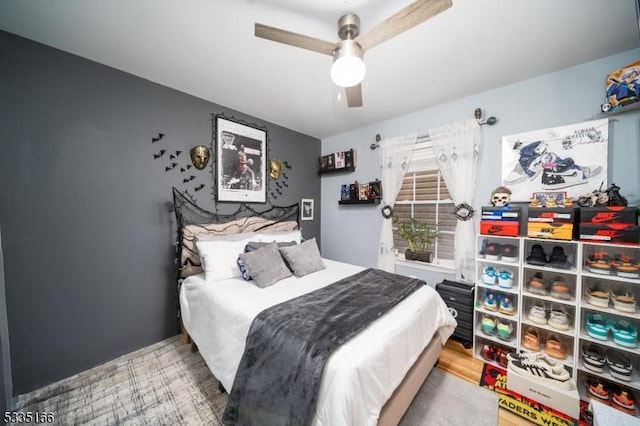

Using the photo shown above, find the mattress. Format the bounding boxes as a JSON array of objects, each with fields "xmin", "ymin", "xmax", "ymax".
[{"xmin": 180, "ymin": 259, "xmax": 457, "ymax": 426}]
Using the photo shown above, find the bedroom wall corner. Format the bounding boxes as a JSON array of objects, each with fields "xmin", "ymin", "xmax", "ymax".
[{"xmin": 0, "ymin": 29, "xmax": 321, "ymax": 395}]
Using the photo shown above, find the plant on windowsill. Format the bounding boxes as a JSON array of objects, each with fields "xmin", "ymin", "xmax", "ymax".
[{"xmin": 393, "ymin": 216, "xmax": 439, "ymax": 263}]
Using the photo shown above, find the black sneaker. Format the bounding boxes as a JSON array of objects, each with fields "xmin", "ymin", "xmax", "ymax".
[
  {"xmin": 582, "ymin": 344, "xmax": 606, "ymax": 373},
  {"xmin": 502, "ymin": 244, "xmax": 519, "ymax": 263},
  {"xmin": 548, "ymin": 246, "xmax": 571, "ymax": 269},
  {"xmin": 606, "ymin": 350, "xmax": 632, "ymax": 382},
  {"xmin": 485, "ymin": 243, "xmax": 502, "ymax": 260},
  {"xmin": 526, "ymin": 244, "xmax": 548, "ymax": 266}
]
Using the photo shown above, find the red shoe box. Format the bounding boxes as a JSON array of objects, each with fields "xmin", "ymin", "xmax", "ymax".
[
  {"xmin": 579, "ymin": 223, "xmax": 640, "ymax": 245},
  {"xmin": 480, "ymin": 220, "xmax": 519, "ymax": 237},
  {"xmin": 579, "ymin": 206, "xmax": 638, "ymax": 225}
]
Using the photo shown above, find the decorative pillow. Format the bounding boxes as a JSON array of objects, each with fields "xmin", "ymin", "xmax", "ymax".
[
  {"xmin": 237, "ymin": 257, "xmax": 252, "ymax": 280},
  {"xmin": 238, "ymin": 243, "xmax": 292, "ymax": 288},
  {"xmin": 196, "ymin": 235, "xmax": 256, "ymax": 282},
  {"xmin": 279, "ymin": 238, "xmax": 325, "ymax": 277},
  {"xmin": 244, "ymin": 240, "xmax": 297, "ymax": 253},
  {"xmin": 256, "ymin": 229, "xmax": 302, "ymax": 244}
]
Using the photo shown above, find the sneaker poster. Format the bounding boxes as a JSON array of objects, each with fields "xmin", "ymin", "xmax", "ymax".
[{"xmin": 501, "ymin": 119, "xmax": 608, "ymax": 202}]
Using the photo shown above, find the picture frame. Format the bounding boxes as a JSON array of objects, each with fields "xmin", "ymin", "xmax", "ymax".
[
  {"xmin": 532, "ymin": 191, "xmax": 567, "ymax": 208},
  {"xmin": 301, "ymin": 199, "xmax": 314, "ymax": 221},
  {"xmin": 215, "ymin": 115, "xmax": 267, "ymax": 203}
]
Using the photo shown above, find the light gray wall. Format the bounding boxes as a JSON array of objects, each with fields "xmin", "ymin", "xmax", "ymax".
[
  {"xmin": 321, "ymin": 48, "xmax": 640, "ymax": 286},
  {"xmin": 0, "ymin": 30, "xmax": 321, "ymax": 394}
]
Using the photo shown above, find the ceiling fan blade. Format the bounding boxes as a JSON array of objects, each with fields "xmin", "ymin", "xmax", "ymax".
[
  {"xmin": 356, "ymin": 0, "xmax": 453, "ymax": 51},
  {"xmin": 255, "ymin": 23, "xmax": 337, "ymax": 56},
  {"xmin": 345, "ymin": 84, "xmax": 363, "ymax": 108}
]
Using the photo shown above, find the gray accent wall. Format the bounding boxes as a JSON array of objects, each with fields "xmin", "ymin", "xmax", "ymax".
[{"xmin": 0, "ymin": 30, "xmax": 320, "ymax": 395}]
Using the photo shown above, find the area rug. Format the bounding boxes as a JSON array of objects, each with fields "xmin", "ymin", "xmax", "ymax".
[{"xmin": 12, "ymin": 336, "xmax": 499, "ymax": 425}]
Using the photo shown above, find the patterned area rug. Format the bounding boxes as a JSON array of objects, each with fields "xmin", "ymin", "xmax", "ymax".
[
  {"xmin": 13, "ymin": 336, "xmax": 227, "ymax": 425},
  {"xmin": 13, "ymin": 336, "xmax": 499, "ymax": 425}
]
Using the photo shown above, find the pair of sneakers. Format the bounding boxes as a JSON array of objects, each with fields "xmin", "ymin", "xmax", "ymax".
[
  {"xmin": 481, "ymin": 315, "xmax": 514, "ymax": 341},
  {"xmin": 507, "ymin": 351, "xmax": 571, "ymax": 391},
  {"xmin": 482, "ymin": 266, "xmax": 514, "ymax": 288},
  {"xmin": 483, "ymin": 291, "xmax": 515, "ymax": 316},
  {"xmin": 527, "ymin": 302, "xmax": 571, "ymax": 331}
]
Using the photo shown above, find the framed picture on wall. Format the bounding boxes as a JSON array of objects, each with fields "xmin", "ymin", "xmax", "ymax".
[
  {"xmin": 215, "ymin": 115, "xmax": 267, "ymax": 203},
  {"xmin": 301, "ymin": 199, "xmax": 314, "ymax": 221}
]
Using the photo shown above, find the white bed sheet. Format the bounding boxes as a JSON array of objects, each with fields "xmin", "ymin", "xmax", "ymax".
[{"xmin": 180, "ymin": 259, "xmax": 457, "ymax": 426}]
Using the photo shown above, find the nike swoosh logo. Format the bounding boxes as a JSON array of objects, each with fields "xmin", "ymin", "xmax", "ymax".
[{"xmin": 591, "ymin": 215, "xmax": 620, "ymax": 223}]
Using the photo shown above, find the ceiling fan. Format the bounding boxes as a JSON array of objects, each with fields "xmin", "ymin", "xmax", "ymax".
[{"xmin": 255, "ymin": 0, "xmax": 453, "ymax": 108}]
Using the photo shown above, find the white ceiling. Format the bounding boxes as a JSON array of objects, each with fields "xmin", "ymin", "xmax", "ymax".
[{"xmin": 0, "ymin": 0, "xmax": 638, "ymax": 139}]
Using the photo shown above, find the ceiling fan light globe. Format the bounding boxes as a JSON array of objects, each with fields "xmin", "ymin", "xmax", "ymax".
[
  {"xmin": 330, "ymin": 40, "xmax": 365, "ymax": 87},
  {"xmin": 331, "ymin": 56, "xmax": 366, "ymax": 87}
]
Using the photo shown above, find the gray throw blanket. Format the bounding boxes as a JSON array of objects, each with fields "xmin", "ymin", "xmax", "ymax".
[{"xmin": 222, "ymin": 268, "xmax": 425, "ymax": 426}]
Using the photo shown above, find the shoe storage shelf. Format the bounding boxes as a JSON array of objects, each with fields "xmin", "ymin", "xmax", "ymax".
[
  {"xmin": 474, "ymin": 235, "xmax": 640, "ymax": 416},
  {"xmin": 576, "ymin": 241, "xmax": 640, "ymax": 414}
]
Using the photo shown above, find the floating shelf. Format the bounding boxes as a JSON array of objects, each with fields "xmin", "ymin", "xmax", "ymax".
[
  {"xmin": 318, "ymin": 166, "xmax": 355, "ymax": 176},
  {"xmin": 589, "ymin": 101, "xmax": 640, "ymax": 119},
  {"xmin": 338, "ymin": 199, "xmax": 381, "ymax": 205}
]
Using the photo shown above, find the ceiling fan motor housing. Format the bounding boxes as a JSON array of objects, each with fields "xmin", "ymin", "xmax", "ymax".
[{"xmin": 338, "ymin": 14, "xmax": 360, "ymax": 40}]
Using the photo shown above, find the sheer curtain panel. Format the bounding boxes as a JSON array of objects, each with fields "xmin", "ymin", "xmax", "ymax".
[
  {"xmin": 429, "ymin": 120, "xmax": 482, "ymax": 282},
  {"xmin": 376, "ymin": 133, "xmax": 418, "ymax": 272}
]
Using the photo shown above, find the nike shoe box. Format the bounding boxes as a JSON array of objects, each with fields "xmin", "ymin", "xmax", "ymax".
[
  {"xmin": 580, "ymin": 206, "xmax": 638, "ymax": 226},
  {"xmin": 579, "ymin": 224, "xmax": 640, "ymax": 245},
  {"xmin": 480, "ymin": 221, "xmax": 519, "ymax": 237},
  {"xmin": 527, "ymin": 208, "xmax": 578, "ymax": 240},
  {"xmin": 507, "ymin": 368, "xmax": 580, "ymax": 419},
  {"xmin": 481, "ymin": 206, "xmax": 521, "ymax": 222},
  {"xmin": 435, "ymin": 280, "xmax": 474, "ymax": 348}
]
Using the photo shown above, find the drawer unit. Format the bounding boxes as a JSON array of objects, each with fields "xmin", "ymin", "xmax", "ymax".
[{"xmin": 436, "ymin": 279, "xmax": 475, "ymax": 348}]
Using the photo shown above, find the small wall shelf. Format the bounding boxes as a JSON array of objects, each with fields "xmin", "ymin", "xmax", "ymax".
[
  {"xmin": 318, "ymin": 166, "xmax": 355, "ymax": 176},
  {"xmin": 338, "ymin": 199, "xmax": 381, "ymax": 205},
  {"xmin": 319, "ymin": 149, "xmax": 356, "ymax": 175}
]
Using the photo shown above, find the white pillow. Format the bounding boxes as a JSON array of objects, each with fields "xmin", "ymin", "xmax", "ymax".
[
  {"xmin": 196, "ymin": 235, "xmax": 256, "ymax": 282},
  {"xmin": 256, "ymin": 229, "xmax": 302, "ymax": 244}
]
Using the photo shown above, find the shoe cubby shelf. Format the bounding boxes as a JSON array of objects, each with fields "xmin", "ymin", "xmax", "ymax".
[{"xmin": 473, "ymin": 235, "xmax": 640, "ymax": 410}]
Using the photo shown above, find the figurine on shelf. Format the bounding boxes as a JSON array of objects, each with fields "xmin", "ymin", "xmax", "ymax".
[
  {"xmin": 606, "ymin": 183, "xmax": 628, "ymax": 206},
  {"xmin": 490, "ymin": 186, "xmax": 512, "ymax": 207},
  {"xmin": 529, "ymin": 195, "xmax": 539, "ymax": 208},
  {"xmin": 564, "ymin": 196, "xmax": 573, "ymax": 207}
]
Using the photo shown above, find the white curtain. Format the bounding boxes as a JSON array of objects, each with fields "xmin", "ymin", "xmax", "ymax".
[
  {"xmin": 376, "ymin": 133, "xmax": 418, "ymax": 272},
  {"xmin": 429, "ymin": 119, "xmax": 482, "ymax": 282}
]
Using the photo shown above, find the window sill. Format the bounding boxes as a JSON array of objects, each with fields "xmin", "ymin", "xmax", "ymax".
[{"xmin": 394, "ymin": 257, "xmax": 455, "ymax": 274}]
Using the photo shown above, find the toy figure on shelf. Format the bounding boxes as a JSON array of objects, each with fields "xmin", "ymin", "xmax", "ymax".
[
  {"xmin": 605, "ymin": 183, "xmax": 628, "ymax": 206},
  {"xmin": 490, "ymin": 186, "xmax": 512, "ymax": 207},
  {"xmin": 529, "ymin": 195, "xmax": 539, "ymax": 208}
]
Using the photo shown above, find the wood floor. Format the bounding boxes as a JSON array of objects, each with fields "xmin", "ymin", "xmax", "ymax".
[{"xmin": 439, "ymin": 338, "xmax": 533, "ymax": 426}]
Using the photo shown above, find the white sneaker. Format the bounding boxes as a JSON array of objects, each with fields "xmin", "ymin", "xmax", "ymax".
[
  {"xmin": 508, "ymin": 354, "xmax": 572, "ymax": 390},
  {"xmin": 481, "ymin": 266, "xmax": 497, "ymax": 285},
  {"xmin": 528, "ymin": 303, "xmax": 547, "ymax": 325},
  {"xmin": 498, "ymin": 269, "xmax": 514, "ymax": 288},
  {"xmin": 548, "ymin": 307, "xmax": 570, "ymax": 331}
]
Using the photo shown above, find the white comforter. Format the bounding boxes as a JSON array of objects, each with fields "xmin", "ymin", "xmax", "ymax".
[{"xmin": 180, "ymin": 259, "xmax": 456, "ymax": 426}]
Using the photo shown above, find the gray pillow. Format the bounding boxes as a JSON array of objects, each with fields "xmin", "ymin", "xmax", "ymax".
[
  {"xmin": 279, "ymin": 238, "xmax": 325, "ymax": 277},
  {"xmin": 238, "ymin": 242, "xmax": 291, "ymax": 288},
  {"xmin": 244, "ymin": 240, "xmax": 297, "ymax": 253}
]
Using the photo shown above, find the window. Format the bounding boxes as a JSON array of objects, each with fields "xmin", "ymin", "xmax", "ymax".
[{"xmin": 393, "ymin": 138, "xmax": 455, "ymax": 268}]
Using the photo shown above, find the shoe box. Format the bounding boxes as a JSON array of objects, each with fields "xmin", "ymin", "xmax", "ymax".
[
  {"xmin": 527, "ymin": 208, "xmax": 579, "ymax": 241},
  {"xmin": 507, "ymin": 369, "xmax": 580, "ymax": 419},
  {"xmin": 579, "ymin": 224, "xmax": 640, "ymax": 244},
  {"xmin": 579, "ymin": 206, "xmax": 640, "ymax": 245},
  {"xmin": 435, "ymin": 280, "xmax": 474, "ymax": 348},
  {"xmin": 480, "ymin": 206, "xmax": 521, "ymax": 237}
]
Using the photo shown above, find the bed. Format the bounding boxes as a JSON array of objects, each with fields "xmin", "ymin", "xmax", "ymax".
[{"xmin": 171, "ymin": 188, "xmax": 457, "ymax": 426}]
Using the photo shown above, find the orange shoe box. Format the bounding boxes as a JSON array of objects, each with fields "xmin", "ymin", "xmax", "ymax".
[{"xmin": 527, "ymin": 222, "xmax": 575, "ymax": 240}]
